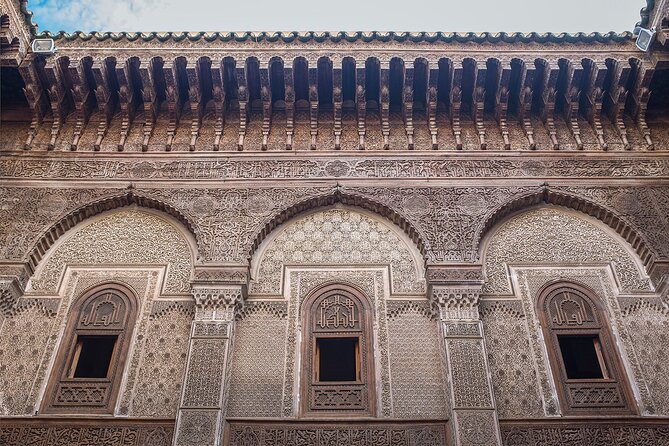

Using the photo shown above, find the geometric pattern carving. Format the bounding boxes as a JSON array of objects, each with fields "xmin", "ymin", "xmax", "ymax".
[
  {"xmin": 483, "ymin": 208, "xmax": 650, "ymax": 295},
  {"xmin": 387, "ymin": 305, "xmax": 449, "ymax": 418},
  {"xmin": 227, "ymin": 422, "xmax": 449, "ymax": 446},
  {"xmin": 181, "ymin": 339, "xmax": 227, "ymax": 408},
  {"xmin": 175, "ymin": 410, "xmax": 218, "ymax": 446},
  {"xmin": 30, "ymin": 210, "xmax": 193, "ymax": 294},
  {"xmin": 622, "ymin": 302, "xmax": 669, "ymax": 415},
  {"xmin": 129, "ymin": 306, "xmax": 192, "ymax": 417},
  {"xmin": 227, "ymin": 307, "xmax": 288, "ymax": 418},
  {"xmin": 251, "ymin": 208, "xmax": 424, "ymax": 295},
  {"xmin": 448, "ymin": 339, "xmax": 494, "ymax": 409},
  {"xmin": 0, "ymin": 306, "xmax": 55, "ymax": 415},
  {"xmin": 480, "ymin": 301, "xmax": 543, "ymax": 419}
]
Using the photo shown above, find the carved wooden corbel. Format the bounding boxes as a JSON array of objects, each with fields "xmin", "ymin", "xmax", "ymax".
[
  {"xmin": 583, "ymin": 60, "xmax": 608, "ymax": 150},
  {"xmin": 495, "ymin": 61, "xmax": 511, "ymax": 149},
  {"xmin": 402, "ymin": 63, "xmax": 415, "ymax": 149},
  {"xmin": 90, "ymin": 60, "xmax": 115, "ymax": 150},
  {"xmin": 379, "ymin": 62, "xmax": 390, "ymax": 149},
  {"xmin": 187, "ymin": 61, "xmax": 205, "ymax": 151},
  {"xmin": 259, "ymin": 66, "xmax": 271, "ymax": 150},
  {"xmin": 308, "ymin": 65, "xmax": 319, "ymax": 150},
  {"xmin": 473, "ymin": 63, "xmax": 487, "ymax": 150},
  {"xmin": 67, "ymin": 59, "xmax": 94, "ymax": 151},
  {"xmin": 332, "ymin": 66, "xmax": 342, "ymax": 150},
  {"xmin": 356, "ymin": 64, "xmax": 366, "ymax": 150},
  {"xmin": 164, "ymin": 61, "xmax": 183, "ymax": 151},
  {"xmin": 630, "ymin": 61, "xmax": 654, "ymax": 148},
  {"xmin": 427, "ymin": 63, "xmax": 439, "ymax": 149},
  {"xmin": 284, "ymin": 64, "xmax": 295, "ymax": 150},
  {"xmin": 18, "ymin": 58, "xmax": 47, "ymax": 149},
  {"xmin": 43, "ymin": 59, "xmax": 69, "ymax": 150},
  {"xmin": 562, "ymin": 61, "xmax": 584, "ymax": 149},
  {"xmin": 541, "ymin": 62, "xmax": 560, "ymax": 149},
  {"xmin": 115, "ymin": 60, "xmax": 137, "ymax": 151},
  {"xmin": 139, "ymin": 59, "xmax": 158, "ymax": 151},
  {"xmin": 236, "ymin": 64, "xmax": 248, "ymax": 150},
  {"xmin": 518, "ymin": 62, "xmax": 536, "ymax": 149},
  {"xmin": 211, "ymin": 62, "xmax": 226, "ymax": 151},
  {"xmin": 451, "ymin": 65, "xmax": 463, "ymax": 150},
  {"xmin": 606, "ymin": 61, "xmax": 631, "ymax": 149}
]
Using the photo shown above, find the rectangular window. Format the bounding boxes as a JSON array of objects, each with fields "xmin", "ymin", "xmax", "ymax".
[
  {"xmin": 316, "ymin": 337, "xmax": 359, "ymax": 382},
  {"xmin": 69, "ymin": 335, "xmax": 117, "ymax": 379},
  {"xmin": 557, "ymin": 335, "xmax": 608, "ymax": 380}
]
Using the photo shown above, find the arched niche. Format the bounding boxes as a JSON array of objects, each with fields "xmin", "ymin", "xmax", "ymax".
[
  {"xmin": 28, "ymin": 208, "xmax": 196, "ymax": 295},
  {"xmin": 481, "ymin": 206, "xmax": 651, "ymax": 295},
  {"xmin": 249, "ymin": 206, "xmax": 426, "ymax": 297}
]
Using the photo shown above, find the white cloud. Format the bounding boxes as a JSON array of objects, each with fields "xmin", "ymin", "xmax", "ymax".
[{"xmin": 30, "ymin": 0, "xmax": 646, "ymax": 33}]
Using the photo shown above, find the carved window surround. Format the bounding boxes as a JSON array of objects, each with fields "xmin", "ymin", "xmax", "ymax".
[
  {"xmin": 41, "ymin": 283, "xmax": 138, "ymax": 414},
  {"xmin": 301, "ymin": 283, "xmax": 376, "ymax": 417},
  {"xmin": 538, "ymin": 282, "xmax": 637, "ymax": 415}
]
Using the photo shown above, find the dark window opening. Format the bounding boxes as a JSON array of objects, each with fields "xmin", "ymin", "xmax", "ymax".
[
  {"xmin": 558, "ymin": 335, "xmax": 606, "ymax": 380},
  {"xmin": 70, "ymin": 335, "xmax": 117, "ymax": 378},
  {"xmin": 317, "ymin": 337, "xmax": 359, "ymax": 382}
]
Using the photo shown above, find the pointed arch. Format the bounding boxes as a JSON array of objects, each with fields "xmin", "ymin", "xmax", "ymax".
[
  {"xmin": 475, "ymin": 188, "xmax": 654, "ymax": 268},
  {"xmin": 247, "ymin": 189, "xmax": 430, "ymax": 263},
  {"xmin": 26, "ymin": 191, "xmax": 199, "ymax": 273}
]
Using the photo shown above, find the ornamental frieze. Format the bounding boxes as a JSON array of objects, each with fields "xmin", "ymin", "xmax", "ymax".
[{"xmin": 1, "ymin": 157, "xmax": 668, "ymax": 181}]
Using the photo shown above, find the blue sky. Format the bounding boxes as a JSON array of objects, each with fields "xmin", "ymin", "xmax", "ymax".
[{"xmin": 29, "ymin": 0, "xmax": 646, "ymax": 33}]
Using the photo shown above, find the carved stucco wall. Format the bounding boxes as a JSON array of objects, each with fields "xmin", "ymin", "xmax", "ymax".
[
  {"xmin": 386, "ymin": 301, "xmax": 449, "ymax": 419},
  {"xmin": 621, "ymin": 302, "xmax": 669, "ymax": 415},
  {"xmin": 250, "ymin": 207, "xmax": 425, "ymax": 296},
  {"xmin": 29, "ymin": 209, "xmax": 194, "ymax": 294},
  {"xmin": 480, "ymin": 301, "xmax": 544, "ymax": 419},
  {"xmin": 127, "ymin": 303, "xmax": 193, "ymax": 418},
  {"xmin": 0, "ymin": 305, "xmax": 57, "ymax": 415},
  {"xmin": 482, "ymin": 207, "xmax": 651, "ymax": 295},
  {"xmin": 226, "ymin": 303, "xmax": 288, "ymax": 418}
]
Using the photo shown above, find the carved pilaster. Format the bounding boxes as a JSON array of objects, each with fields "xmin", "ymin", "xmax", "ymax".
[
  {"xmin": 429, "ymin": 265, "xmax": 502, "ymax": 446},
  {"xmin": 174, "ymin": 282, "xmax": 245, "ymax": 446}
]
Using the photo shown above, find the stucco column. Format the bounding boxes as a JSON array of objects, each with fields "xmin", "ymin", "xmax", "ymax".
[
  {"xmin": 429, "ymin": 266, "xmax": 502, "ymax": 446},
  {"xmin": 173, "ymin": 284, "xmax": 243, "ymax": 446}
]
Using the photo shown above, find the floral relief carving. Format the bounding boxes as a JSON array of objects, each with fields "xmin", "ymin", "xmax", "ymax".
[
  {"xmin": 251, "ymin": 208, "xmax": 425, "ymax": 296},
  {"xmin": 29, "ymin": 210, "xmax": 193, "ymax": 294},
  {"xmin": 483, "ymin": 208, "xmax": 650, "ymax": 295}
]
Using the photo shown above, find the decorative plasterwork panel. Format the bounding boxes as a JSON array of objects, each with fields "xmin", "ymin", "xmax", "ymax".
[
  {"xmin": 480, "ymin": 301, "xmax": 544, "ymax": 419},
  {"xmin": 226, "ymin": 303, "xmax": 288, "ymax": 418},
  {"xmin": 0, "ymin": 305, "xmax": 57, "ymax": 415},
  {"xmin": 621, "ymin": 301, "xmax": 669, "ymax": 415},
  {"xmin": 127, "ymin": 304, "xmax": 193, "ymax": 417},
  {"xmin": 482, "ymin": 207, "xmax": 650, "ymax": 295},
  {"xmin": 512, "ymin": 267, "xmax": 654, "ymax": 416},
  {"xmin": 29, "ymin": 209, "xmax": 193, "ymax": 294},
  {"xmin": 251, "ymin": 208, "xmax": 425, "ymax": 296},
  {"xmin": 386, "ymin": 302, "xmax": 449, "ymax": 419}
]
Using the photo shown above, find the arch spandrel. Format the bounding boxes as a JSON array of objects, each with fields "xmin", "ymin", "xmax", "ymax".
[
  {"xmin": 481, "ymin": 207, "xmax": 651, "ymax": 295},
  {"xmin": 28, "ymin": 209, "xmax": 195, "ymax": 295},
  {"xmin": 249, "ymin": 207, "xmax": 426, "ymax": 296}
]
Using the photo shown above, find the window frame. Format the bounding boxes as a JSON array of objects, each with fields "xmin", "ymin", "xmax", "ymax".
[
  {"xmin": 300, "ymin": 283, "xmax": 375, "ymax": 417},
  {"xmin": 537, "ymin": 281, "xmax": 637, "ymax": 415},
  {"xmin": 42, "ymin": 283, "xmax": 138, "ymax": 414}
]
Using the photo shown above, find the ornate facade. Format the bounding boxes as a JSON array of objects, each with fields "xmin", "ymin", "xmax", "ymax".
[{"xmin": 1, "ymin": 0, "xmax": 669, "ymax": 444}]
